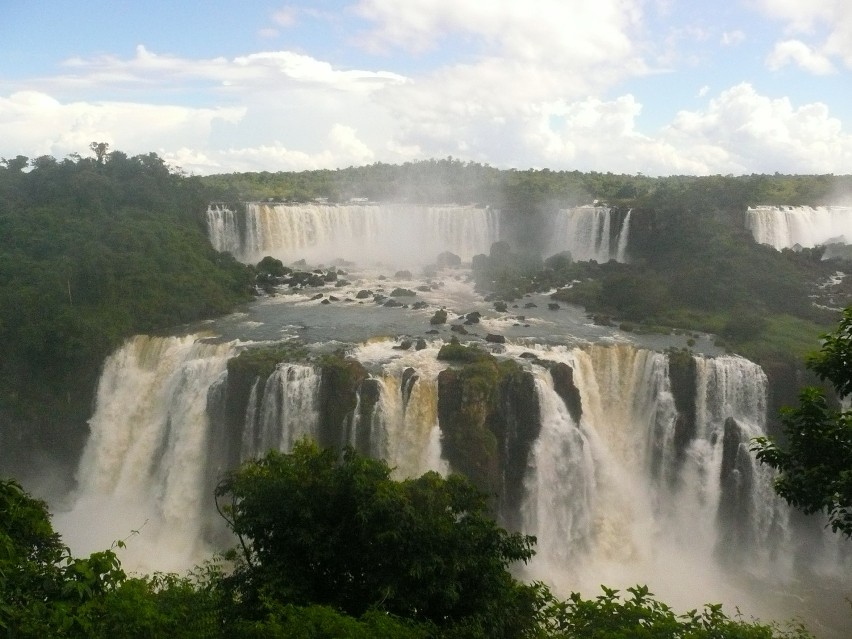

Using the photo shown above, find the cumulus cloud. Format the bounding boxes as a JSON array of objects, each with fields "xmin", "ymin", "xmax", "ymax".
[
  {"xmin": 766, "ymin": 40, "xmax": 835, "ymax": 74},
  {"xmin": 662, "ymin": 83, "xmax": 852, "ymax": 174},
  {"xmin": 350, "ymin": 0, "xmax": 650, "ymax": 166},
  {"xmin": 754, "ymin": 1, "xmax": 852, "ymax": 70},
  {"xmin": 167, "ymin": 123, "xmax": 376, "ymax": 174},
  {"xmin": 0, "ymin": 91, "xmax": 244, "ymax": 161},
  {"xmin": 354, "ymin": 0, "xmax": 647, "ymax": 103}
]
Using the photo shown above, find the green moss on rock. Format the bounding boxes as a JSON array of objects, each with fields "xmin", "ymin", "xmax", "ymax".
[{"xmin": 437, "ymin": 342, "xmax": 541, "ymax": 518}]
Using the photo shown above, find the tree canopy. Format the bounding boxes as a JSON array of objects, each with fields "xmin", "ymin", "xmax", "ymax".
[
  {"xmin": 752, "ymin": 307, "xmax": 852, "ymax": 537},
  {"xmin": 0, "ymin": 151, "xmax": 254, "ymax": 476},
  {"xmin": 215, "ymin": 440, "xmax": 540, "ymax": 638}
]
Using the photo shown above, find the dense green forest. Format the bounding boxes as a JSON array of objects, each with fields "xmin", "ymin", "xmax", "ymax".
[
  {"xmin": 201, "ymin": 158, "xmax": 852, "ymax": 210},
  {"xmin": 0, "ymin": 151, "xmax": 254, "ymax": 477}
]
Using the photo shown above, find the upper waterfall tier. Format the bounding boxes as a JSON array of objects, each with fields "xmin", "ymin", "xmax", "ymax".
[
  {"xmin": 206, "ymin": 203, "xmax": 501, "ymax": 265},
  {"xmin": 548, "ymin": 206, "xmax": 631, "ymax": 263},
  {"xmin": 746, "ymin": 205, "xmax": 852, "ymax": 250}
]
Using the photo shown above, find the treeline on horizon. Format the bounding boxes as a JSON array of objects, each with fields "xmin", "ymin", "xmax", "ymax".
[
  {"xmin": 1, "ymin": 149, "xmax": 851, "ymax": 477},
  {"xmin": 201, "ymin": 156, "xmax": 852, "ymax": 210}
]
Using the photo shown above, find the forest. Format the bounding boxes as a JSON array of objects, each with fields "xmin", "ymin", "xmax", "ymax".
[{"xmin": 2, "ymin": 150, "xmax": 852, "ymax": 636}]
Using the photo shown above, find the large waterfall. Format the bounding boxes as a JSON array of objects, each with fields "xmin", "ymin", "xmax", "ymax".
[
  {"xmin": 746, "ymin": 205, "xmax": 852, "ymax": 250},
  {"xmin": 206, "ymin": 203, "xmax": 501, "ymax": 265},
  {"xmin": 56, "ymin": 335, "xmax": 239, "ymax": 572},
  {"xmin": 519, "ymin": 345, "xmax": 793, "ymax": 613},
  {"xmin": 548, "ymin": 206, "xmax": 632, "ymax": 262},
  {"xmin": 60, "ymin": 336, "xmax": 810, "ymax": 601}
]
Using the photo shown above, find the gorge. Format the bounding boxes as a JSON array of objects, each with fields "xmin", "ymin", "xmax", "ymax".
[{"xmin": 52, "ymin": 201, "xmax": 852, "ymax": 636}]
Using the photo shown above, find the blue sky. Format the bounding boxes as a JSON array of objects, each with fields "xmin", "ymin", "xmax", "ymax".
[{"xmin": 2, "ymin": 0, "xmax": 851, "ymax": 175}]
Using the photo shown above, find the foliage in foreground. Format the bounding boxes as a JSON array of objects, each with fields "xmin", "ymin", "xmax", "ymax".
[
  {"xmin": 752, "ymin": 306, "xmax": 852, "ymax": 538},
  {"xmin": 2, "ymin": 444, "xmax": 819, "ymax": 638},
  {"xmin": 214, "ymin": 441, "xmax": 540, "ymax": 638}
]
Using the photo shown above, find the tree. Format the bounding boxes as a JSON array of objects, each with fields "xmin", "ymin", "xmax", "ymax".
[
  {"xmin": 538, "ymin": 585, "xmax": 813, "ymax": 639},
  {"xmin": 0, "ymin": 478, "xmax": 126, "ymax": 636},
  {"xmin": 214, "ymin": 440, "xmax": 540, "ymax": 638},
  {"xmin": 752, "ymin": 307, "xmax": 852, "ymax": 537},
  {"xmin": 89, "ymin": 141, "xmax": 110, "ymax": 164}
]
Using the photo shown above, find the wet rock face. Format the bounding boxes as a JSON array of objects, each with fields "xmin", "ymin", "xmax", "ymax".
[
  {"xmin": 542, "ymin": 361, "xmax": 582, "ymax": 425},
  {"xmin": 716, "ymin": 417, "xmax": 756, "ymax": 562},
  {"xmin": 318, "ymin": 355, "xmax": 369, "ymax": 447},
  {"xmin": 436, "ymin": 344, "xmax": 542, "ymax": 527},
  {"xmin": 668, "ymin": 349, "xmax": 698, "ymax": 471}
]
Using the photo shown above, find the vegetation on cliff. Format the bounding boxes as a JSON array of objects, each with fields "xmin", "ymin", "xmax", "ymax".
[
  {"xmin": 752, "ymin": 307, "xmax": 852, "ymax": 538},
  {"xmin": 0, "ymin": 151, "xmax": 254, "ymax": 475}
]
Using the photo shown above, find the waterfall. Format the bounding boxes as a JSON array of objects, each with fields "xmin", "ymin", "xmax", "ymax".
[
  {"xmin": 57, "ymin": 334, "xmax": 237, "ymax": 573},
  {"xmin": 205, "ymin": 203, "xmax": 501, "ymax": 265},
  {"xmin": 746, "ymin": 205, "xmax": 852, "ymax": 250},
  {"xmin": 343, "ymin": 341, "xmax": 451, "ymax": 478},
  {"xmin": 206, "ymin": 204, "xmax": 242, "ymax": 255},
  {"xmin": 240, "ymin": 364, "xmax": 321, "ymax": 459},
  {"xmin": 520, "ymin": 345, "xmax": 793, "ymax": 610},
  {"xmin": 549, "ymin": 206, "xmax": 631, "ymax": 263},
  {"xmin": 359, "ymin": 372, "xmax": 445, "ymax": 479},
  {"xmin": 615, "ymin": 209, "xmax": 632, "ymax": 262}
]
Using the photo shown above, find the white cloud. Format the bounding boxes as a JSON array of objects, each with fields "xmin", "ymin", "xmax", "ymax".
[
  {"xmin": 754, "ymin": 1, "xmax": 852, "ymax": 70},
  {"xmin": 349, "ymin": 0, "xmax": 650, "ymax": 165},
  {"xmin": 662, "ymin": 83, "xmax": 852, "ymax": 174},
  {"xmin": 169, "ymin": 124, "xmax": 375, "ymax": 174},
  {"xmin": 0, "ymin": 91, "xmax": 244, "ymax": 161},
  {"xmin": 766, "ymin": 40, "xmax": 835, "ymax": 74},
  {"xmin": 54, "ymin": 45, "xmax": 408, "ymax": 95},
  {"xmin": 354, "ymin": 0, "xmax": 643, "ymax": 65}
]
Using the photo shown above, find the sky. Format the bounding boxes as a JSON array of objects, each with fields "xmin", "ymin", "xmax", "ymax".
[{"xmin": 1, "ymin": 0, "xmax": 852, "ymax": 176}]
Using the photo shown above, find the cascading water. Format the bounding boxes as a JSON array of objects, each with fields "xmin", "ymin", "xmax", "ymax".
[
  {"xmin": 746, "ymin": 205, "xmax": 852, "ymax": 250},
  {"xmin": 240, "ymin": 364, "xmax": 321, "ymax": 459},
  {"xmin": 348, "ymin": 342, "xmax": 449, "ymax": 479},
  {"xmin": 55, "ymin": 334, "xmax": 238, "ymax": 573},
  {"xmin": 206, "ymin": 203, "xmax": 501, "ymax": 265},
  {"xmin": 516, "ymin": 344, "xmax": 804, "ymax": 619},
  {"xmin": 548, "ymin": 206, "xmax": 631, "ymax": 262}
]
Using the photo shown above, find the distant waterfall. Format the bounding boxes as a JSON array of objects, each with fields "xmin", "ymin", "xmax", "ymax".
[
  {"xmin": 548, "ymin": 206, "xmax": 631, "ymax": 262},
  {"xmin": 520, "ymin": 345, "xmax": 792, "ymax": 606},
  {"xmin": 206, "ymin": 203, "xmax": 501, "ymax": 265},
  {"xmin": 746, "ymin": 205, "xmax": 852, "ymax": 250}
]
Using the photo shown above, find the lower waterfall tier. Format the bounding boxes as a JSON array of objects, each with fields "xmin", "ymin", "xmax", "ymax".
[{"xmin": 56, "ymin": 334, "xmax": 850, "ymax": 632}]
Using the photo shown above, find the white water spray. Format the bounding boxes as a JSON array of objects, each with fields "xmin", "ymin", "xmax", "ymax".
[
  {"xmin": 549, "ymin": 206, "xmax": 631, "ymax": 262},
  {"xmin": 206, "ymin": 203, "xmax": 501, "ymax": 265},
  {"xmin": 746, "ymin": 205, "xmax": 852, "ymax": 250}
]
